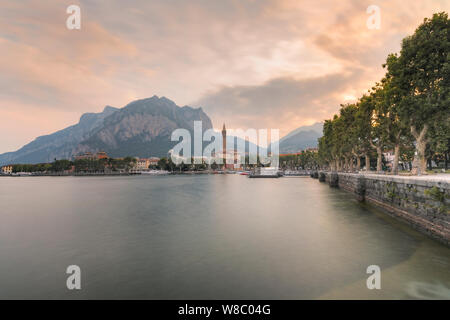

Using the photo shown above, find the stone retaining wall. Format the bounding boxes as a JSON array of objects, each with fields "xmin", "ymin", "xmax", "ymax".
[{"xmin": 316, "ymin": 171, "xmax": 450, "ymax": 246}]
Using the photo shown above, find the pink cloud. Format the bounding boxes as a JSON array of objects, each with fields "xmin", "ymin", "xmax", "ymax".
[{"xmin": 0, "ymin": 0, "xmax": 448, "ymax": 153}]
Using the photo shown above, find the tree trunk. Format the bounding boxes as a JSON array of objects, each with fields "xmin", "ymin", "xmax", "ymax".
[
  {"xmin": 415, "ymin": 139, "xmax": 427, "ymax": 174},
  {"xmin": 411, "ymin": 124, "xmax": 428, "ymax": 175},
  {"xmin": 356, "ymin": 156, "xmax": 361, "ymax": 171},
  {"xmin": 349, "ymin": 157, "xmax": 354, "ymax": 172},
  {"xmin": 376, "ymin": 146, "xmax": 382, "ymax": 173},
  {"xmin": 392, "ymin": 144, "xmax": 400, "ymax": 175},
  {"xmin": 365, "ymin": 153, "xmax": 370, "ymax": 171},
  {"xmin": 445, "ymin": 152, "xmax": 449, "ymax": 170},
  {"xmin": 344, "ymin": 157, "xmax": 349, "ymax": 172}
]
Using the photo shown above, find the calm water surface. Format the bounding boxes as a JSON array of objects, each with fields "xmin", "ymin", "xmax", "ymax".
[{"xmin": 0, "ymin": 175, "xmax": 449, "ymax": 299}]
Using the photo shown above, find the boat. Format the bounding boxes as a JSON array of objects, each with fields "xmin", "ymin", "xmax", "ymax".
[
  {"xmin": 283, "ymin": 170, "xmax": 310, "ymax": 176},
  {"xmin": 140, "ymin": 170, "xmax": 169, "ymax": 175},
  {"xmin": 248, "ymin": 167, "xmax": 281, "ymax": 178}
]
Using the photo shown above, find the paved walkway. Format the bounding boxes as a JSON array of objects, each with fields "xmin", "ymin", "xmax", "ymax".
[
  {"xmin": 361, "ymin": 172, "xmax": 450, "ymax": 181},
  {"xmin": 353, "ymin": 172, "xmax": 450, "ymax": 187}
]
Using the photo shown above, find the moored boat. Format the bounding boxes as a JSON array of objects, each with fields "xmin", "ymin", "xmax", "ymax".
[{"xmin": 248, "ymin": 167, "xmax": 281, "ymax": 178}]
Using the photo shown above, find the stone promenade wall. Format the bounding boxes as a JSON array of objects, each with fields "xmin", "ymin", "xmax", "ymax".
[{"xmin": 314, "ymin": 172, "xmax": 450, "ymax": 246}]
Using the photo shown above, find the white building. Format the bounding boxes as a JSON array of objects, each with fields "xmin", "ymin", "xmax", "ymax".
[
  {"xmin": 383, "ymin": 151, "xmax": 395, "ymax": 169},
  {"xmin": 1, "ymin": 165, "xmax": 13, "ymax": 174}
]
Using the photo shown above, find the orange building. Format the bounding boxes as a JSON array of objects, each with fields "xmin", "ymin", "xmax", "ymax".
[
  {"xmin": 1, "ymin": 165, "xmax": 13, "ymax": 174},
  {"xmin": 280, "ymin": 152, "xmax": 302, "ymax": 157},
  {"xmin": 75, "ymin": 151, "xmax": 109, "ymax": 160},
  {"xmin": 96, "ymin": 151, "xmax": 108, "ymax": 160}
]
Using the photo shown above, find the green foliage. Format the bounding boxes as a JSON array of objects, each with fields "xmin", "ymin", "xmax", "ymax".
[
  {"xmin": 210, "ymin": 162, "xmax": 218, "ymax": 170},
  {"xmin": 12, "ymin": 163, "xmax": 49, "ymax": 173},
  {"xmin": 424, "ymin": 186, "xmax": 446, "ymax": 202},
  {"xmin": 51, "ymin": 159, "xmax": 72, "ymax": 172},
  {"xmin": 386, "ymin": 12, "xmax": 450, "ymax": 130},
  {"xmin": 424, "ymin": 186, "xmax": 449, "ymax": 214},
  {"xmin": 385, "ymin": 182, "xmax": 398, "ymax": 201},
  {"xmin": 157, "ymin": 157, "xmax": 177, "ymax": 171},
  {"xmin": 11, "ymin": 156, "xmax": 139, "ymax": 174},
  {"xmin": 318, "ymin": 12, "xmax": 450, "ymax": 174},
  {"xmin": 280, "ymin": 150, "xmax": 319, "ymax": 169}
]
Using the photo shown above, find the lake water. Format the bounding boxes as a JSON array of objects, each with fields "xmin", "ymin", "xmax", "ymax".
[{"xmin": 0, "ymin": 175, "xmax": 449, "ymax": 299}]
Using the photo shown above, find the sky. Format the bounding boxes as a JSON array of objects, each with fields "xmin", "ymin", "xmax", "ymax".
[{"xmin": 0, "ymin": 0, "xmax": 449, "ymax": 153}]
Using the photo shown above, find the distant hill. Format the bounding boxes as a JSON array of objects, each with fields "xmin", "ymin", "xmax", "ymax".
[
  {"xmin": 224, "ymin": 135, "xmax": 265, "ymax": 155},
  {"xmin": 273, "ymin": 122, "xmax": 323, "ymax": 154},
  {"xmin": 0, "ymin": 106, "xmax": 118, "ymax": 165},
  {"xmin": 0, "ymin": 96, "xmax": 213, "ymax": 165},
  {"xmin": 75, "ymin": 96, "xmax": 213, "ymax": 158}
]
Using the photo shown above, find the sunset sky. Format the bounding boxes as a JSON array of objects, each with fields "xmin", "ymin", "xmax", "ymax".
[{"xmin": 0, "ymin": 0, "xmax": 449, "ymax": 153}]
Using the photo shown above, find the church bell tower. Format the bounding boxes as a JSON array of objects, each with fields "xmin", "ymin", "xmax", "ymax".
[{"xmin": 222, "ymin": 123, "xmax": 226, "ymax": 167}]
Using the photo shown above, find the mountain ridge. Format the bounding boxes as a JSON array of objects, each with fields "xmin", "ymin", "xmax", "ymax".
[
  {"xmin": 0, "ymin": 105, "xmax": 119, "ymax": 165},
  {"xmin": 0, "ymin": 99, "xmax": 324, "ymax": 165},
  {"xmin": 271, "ymin": 122, "xmax": 323, "ymax": 154},
  {"xmin": 0, "ymin": 96, "xmax": 212, "ymax": 165}
]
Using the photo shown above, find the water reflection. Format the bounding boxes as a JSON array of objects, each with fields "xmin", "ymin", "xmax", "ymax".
[{"xmin": 0, "ymin": 175, "xmax": 448, "ymax": 299}]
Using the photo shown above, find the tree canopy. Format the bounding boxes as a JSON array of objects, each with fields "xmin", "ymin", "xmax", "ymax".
[{"xmin": 318, "ymin": 12, "xmax": 450, "ymax": 175}]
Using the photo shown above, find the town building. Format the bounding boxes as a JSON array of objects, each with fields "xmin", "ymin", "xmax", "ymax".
[
  {"xmin": 135, "ymin": 158, "xmax": 150, "ymax": 170},
  {"xmin": 96, "ymin": 151, "xmax": 108, "ymax": 160},
  {"xmin": 148, "ymin": 157, "xmax": 160, "ymax": 166},
  {"xmin": 75, "ymin": 151, "xmax": 109, "ymax": 160},
  {"xmin": 383, "ymin": 150, "xmax": 395, "ymax": 170},
  {"xmin": 221, "ymin": 124, "xmax": 244, "ymax": 170},
  {"xmin": 223, "ymin": 150, "xmax": 244, "ymax": 170},
  {"xmin": 280, "ymin": 152, "xmax": 302, "ymax": 157},
  {"xmin": 1, "ymin": 165, "xmax": 13, "ymax": 174},
  {"xmin": 304, "ymin": 147, "xmax": 319, "ymax": 153},
  {"xmin": 133, "ymin": 157, "xmax": 160, "ymax": 171}
]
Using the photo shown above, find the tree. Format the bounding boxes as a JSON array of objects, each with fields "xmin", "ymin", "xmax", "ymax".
[
  {"xmin": 354, "ymin": 98, "xmax": 373, "ymax": 171},
  {"xmin": 330, "ymin": 115, "xmax": 344, "ymax": 171},
  {"xmin": 385, "ymin": 12, "xmax": 450, "ymax": 174},
  {"xmin": 373, "ymin": 77, "xmax": 413, "ymax": 174},
  {"xmin": 318, "ymin": 120, "xmax": 334, "ymax": 170},
  {"xmin": 358, "ymin": 92, "xmax": 386, "ymax": 173},
  {"xmin": 50, "ymin": 159, "xmax": 72, "ymax": 172},
  {"xmin": 338, "ymin": 103, "xmax": 358, "ymax": 171},
  {"xmin": 429, "ymin": 116, "xmax": 450, "ymax": 170},
  {"xmin": 157, "ymin": 157, "xmax": 168, "ymax": 170}
]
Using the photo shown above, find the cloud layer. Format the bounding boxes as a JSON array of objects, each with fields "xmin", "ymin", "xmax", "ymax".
[{"xmin": 0, "ymin": 0, "xmax": 449, "ymax": 152}]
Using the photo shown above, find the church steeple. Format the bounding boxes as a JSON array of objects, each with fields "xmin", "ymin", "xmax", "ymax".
[{"xmin": 222, "ymin": 123, "xmax": 227, "ymax": 167}]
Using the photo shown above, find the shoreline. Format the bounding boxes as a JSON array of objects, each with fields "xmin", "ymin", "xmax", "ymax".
[
  {"xmin": 314, "ymin": 171, "xmax": 450, "ymax": 247},
  {"xmin": 0, "ymin": 170, "xmax": 245, "ymax": 177}
]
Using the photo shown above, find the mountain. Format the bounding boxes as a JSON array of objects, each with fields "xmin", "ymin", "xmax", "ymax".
[
  {"xmin": 224, "ymin": 135, "xmax": 265, "ymax": 155},
  {"xmin": 0, "ymin": 96, "xmax": 212, "ymax": 165},
  {"xmin": 0, "ymin": 98, "xmax": 324, "ymax": 164},
  {"xmin": 0, "ymin": 106, "xmax": 118, "ymax": 165},
  {"xmin": 76, "ymin": 96, "xmax": 212, "ymax": 158},
  {"xmin": 273, "ymin": 122, "xmax": 323, "ymax": 154}
]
